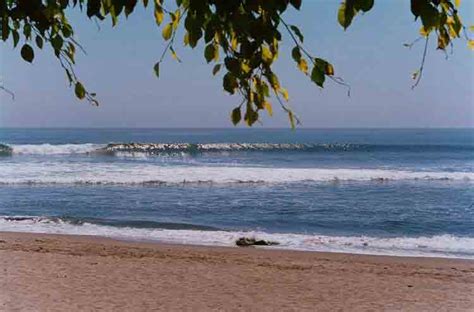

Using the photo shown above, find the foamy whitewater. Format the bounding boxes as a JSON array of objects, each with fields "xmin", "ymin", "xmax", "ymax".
[
  {"xmin": 1, "ymin": 216, "xmax": 473, "ymax": 258},
  {"xmin": 1, "ymin": 129, "xmax": 473, "ymax": 258}
]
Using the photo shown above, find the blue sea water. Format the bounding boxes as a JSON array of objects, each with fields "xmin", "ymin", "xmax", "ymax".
[{"xmin": 0, "ymin": 128, "xmax": 473, "ymax": 258}]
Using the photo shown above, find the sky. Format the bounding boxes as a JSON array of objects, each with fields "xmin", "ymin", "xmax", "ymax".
[{"xmin": 0, "ymin": 1, "xmax": 473, "ymax": 128}]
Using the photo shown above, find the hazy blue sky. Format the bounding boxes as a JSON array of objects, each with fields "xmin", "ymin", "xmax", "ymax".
[{"xmin": 1, "ymin": 1, "xmax": 473, "ymax": 128}]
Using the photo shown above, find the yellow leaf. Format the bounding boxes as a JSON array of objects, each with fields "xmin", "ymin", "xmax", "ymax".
[
  {"xmin": 183, "ymin": 32, "xmax": 189, "ymax": 46},
  {"xmin": 262, "ymin": 46, "xmax": 273, "ymax": 64},
  {"xmin": 298, "ymin": 59, "xmax": 308, "ymax": 74},
  {"xmin": 213, "ymin": 45, "xmax": 219, "ymax": 62},
  {"xmin": 154, "ymin": 6, "xmax": 164, "ymax": 25},
  {"xmin": 419, "ymin": 26, "xmax": 431, "ymax": 37},
  {"xmin": 288, "ymin": 111, "xmax": 295, "ymax": 129},
  {"xmin": 469, "ymin": 25, "xmax": 474, "ymax": 32},
  {"xmin": 231, "ymin": 35, "xmax": 238, "ymax": 51},
  {"xmin": 280, "ymin": 88, "xmax": 289, "ymax": 101},
  {"xmin": 468, "ymin": 40, "xmax": 474, "ymax": 50},
  {"xmin": 325, "ymin": 63, "xmax": 334, "ymax": 76},
  {"xmin": 241, "ymin": 63, "xmax": 251, "ymax": 74},
  {"xmin": 455, "ymin": 0, "xmax": 461, "ymax": 7},
  {"xmin": 172, "ymin": 9, "xmax": 181, "ymax": 29},
  {"xmin": 162, "ymin": 23, "xmax": 173, "ymax": 40},
  {"xmin": 263, "ymin": 101, "xmax": 273, "ymax": 116}
]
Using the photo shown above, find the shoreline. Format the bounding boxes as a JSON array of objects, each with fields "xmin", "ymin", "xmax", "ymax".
[
  {"xmin": 0, "ymin": 224, "xmax": 472, "ymax": 260},
  {"xmin": 1, "ymin": 231, "xmax": 473, "ymax": 311}
]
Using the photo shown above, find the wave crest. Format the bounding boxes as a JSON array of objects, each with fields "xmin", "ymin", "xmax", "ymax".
[
  {"xmin": 3, "ymin": 142, "xmax": 471, "ymax": 155},
  {"xmin": 0, "ymin": 165, "xmax": 472, "ymax": 185}
]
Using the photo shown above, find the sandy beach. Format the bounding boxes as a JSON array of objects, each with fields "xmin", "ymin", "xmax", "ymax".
[{"xmin": 0, "ymin": 232, "xmax": 472, "ymax": 311}]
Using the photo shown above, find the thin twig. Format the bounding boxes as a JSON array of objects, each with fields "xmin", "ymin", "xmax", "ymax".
[
  {"xmin": 412, "ymin": 36, "xmax": 429, "ymax": 89},
  {"xmin": 0, "ymin": 85, "xmax": 15, "ymax": 100}
]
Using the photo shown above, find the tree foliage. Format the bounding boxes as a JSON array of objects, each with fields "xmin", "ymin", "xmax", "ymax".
[{"xmin": 1, "ymin": 0, "xmax": 472, "ymax": 126}]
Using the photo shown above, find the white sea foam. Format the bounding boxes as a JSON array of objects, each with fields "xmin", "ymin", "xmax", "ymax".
[
  {"xmin": 0, "ymin": 161, "xmax": 471, "ymax": 185},
  {"xmin": 1, "ymin": 216, "xmax": 472, "ymax": 259},
  {"xmin": 9, "ymin": 144, "xmax": 103, "ymax": 155}
]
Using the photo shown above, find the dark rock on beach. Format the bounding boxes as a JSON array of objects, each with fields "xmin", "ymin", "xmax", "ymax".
[{"xmin": 235, "ymin": 237, "xmax": 280, "ymax": 247}]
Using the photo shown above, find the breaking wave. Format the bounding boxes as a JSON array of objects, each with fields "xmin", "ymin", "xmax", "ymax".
[
  {"xmin": 1, "ymin": 143, "xmax": 103, "ymax": 155},
  {"xmin": 0, "ymin": 164, "xmax": 471, "ymax": 185},
  {"xmin": 1, "ymin": 142, "xmax": 472, "ymax": 156},
  {"xmin": 1, "ymin": 215, "xmax": 473, "ymax": 259}
]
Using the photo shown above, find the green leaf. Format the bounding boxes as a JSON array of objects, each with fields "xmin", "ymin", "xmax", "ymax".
[
  {"xmin": 153, "ymin": 62, "xmax": 160, "ymax": 78},
  {"xmin": 2, "ymin": 20, "xmax": 9, "ymax": 41},
  {"xmin": 338, "ymin": 2, "xmax": 355, "ymax": 30},
  {"xmin": 419, "ymin": 3, "xmax": 439, "ymax": 29},
  {"xmin": 212, "ymin": 64, "xmax": 221, "ymax": 76},
  {"xmin": 204, "ymin": 43, "xmax": 217, "ymax": 63},
  {"xmin": 75, "ymin": 82, "xmax": 86, "ymax": 100},
  {"xmin": 23, "ymin": 23, "xmax": 31, "ymax": 39},
  {"xmin": 311, "ymin": 66, "xmax": 325, "ymax": 87},
  {"xmin": 223, "ymin": 73, "xmax": 238, "ymax": 94},
  {"xmin": 20, "ymin": 44, "xmax": 34, "ymax": 63},
  {"xmin": 355, "ymin": 0, "xmax": 374, "ymax": 12},
  {"xmin": 290, "ymin": 25, "xmax": 304, "ymax": 43},
  {"xmin": 290, "ymin": 0, "xmax": 302, "ymax": 10},
  {"xmin": 231, "ymin": 107, "xmax": 241, "ymax": 125},
  {"xmin": 291, "ymin": 46, "xmax": 302, "ymax": 63},
  {"xmin": 12, "ymin": 30, "xmax": 19, "ymax": 48},
  {"xmin": 162, "ymin": 23, "xmax": 173, "ymax": 40},
  {"xmin": 35, "ymin": 36, "xmax": 43, "ymax": 49},
  {"xmin": 51, "ymin": 36, "xmax": 63, "ymax": 51}
]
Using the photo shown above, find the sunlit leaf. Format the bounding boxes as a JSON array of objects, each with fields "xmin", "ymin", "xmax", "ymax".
[
  {"xmin": 162, "ymin": 23, "xmax": 173, "ymax": 40},
  {"xmin": 261, "ymin": 46, "xmax": 273, "ymax": 64},
  {"xmin": 75, "ymin": 82, "xmax": 86, "ymax": 99},
  {"xmin": 288, "ymin": 111, "xmax": 296, "ymax": 129},
  {"xmin": 468, "ymin": 40, "xmax": 474, "ymax": 50},
  {"xmin": 154, "ymin": 6, "xmax": 164, "ymax": 25},
  {"xmin": 263, "ymin": 101, "xmax": 273, "ymax": 116},
  {"xmin": 338, "ymin": 2, "xmax": 355, "ymax": 30},
  {"xmin": 298, "ymin": 58, "xmax": 308, "ymax": 74},
  {"xmin": 280, "ymin": 88, "xmax": 289, "ymax": 101}
]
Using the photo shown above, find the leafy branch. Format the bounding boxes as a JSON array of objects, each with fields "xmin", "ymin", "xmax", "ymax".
[{"xmin": 1, "ymin": 0, "xmax": 472, "ymax": 127}]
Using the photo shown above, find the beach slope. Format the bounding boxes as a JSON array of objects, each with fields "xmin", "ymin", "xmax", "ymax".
[{"xmin": 1, "ymin": 232, "xmax": 473, "ymax": 311}]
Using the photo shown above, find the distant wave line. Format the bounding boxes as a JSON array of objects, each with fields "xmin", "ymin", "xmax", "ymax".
[{"xmin": 1, "ymin": 142, "xmax": 473, "ymax": 155}]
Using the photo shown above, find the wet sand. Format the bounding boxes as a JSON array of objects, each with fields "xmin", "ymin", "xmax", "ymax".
[{"xmin": 1, "ymin": 232, "xmax": 473, "ymax": 311}]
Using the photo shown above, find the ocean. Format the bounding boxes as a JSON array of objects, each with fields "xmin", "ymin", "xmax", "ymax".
[{"xmin": 0, "ymin": 128, "xmax": 472, "ymax": 258}]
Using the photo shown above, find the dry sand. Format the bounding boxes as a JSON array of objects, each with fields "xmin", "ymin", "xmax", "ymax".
[{"xmin": 0, "ymin": 232, "xmax": 473, "ymax": 311}]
